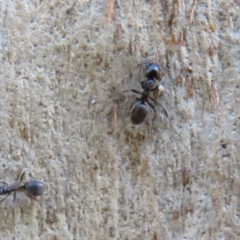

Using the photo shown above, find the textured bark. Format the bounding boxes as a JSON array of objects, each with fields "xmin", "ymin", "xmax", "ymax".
[{"xmin": 0, "ymin": 1, "xmax": 240, "ymax": 239}]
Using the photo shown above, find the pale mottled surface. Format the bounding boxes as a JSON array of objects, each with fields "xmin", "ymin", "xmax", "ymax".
[{"xmin": 0, "ymin": 1, "xmax": 240, "ymax": 240}]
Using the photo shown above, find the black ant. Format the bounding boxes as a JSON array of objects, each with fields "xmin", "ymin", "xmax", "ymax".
[
  {"xmin": 0, "ymin": 170, "xmax": 46, "ymax": 203},
  {"xmin": 129, "ymin": 62, "xmax": 169, "ymax": 125}
]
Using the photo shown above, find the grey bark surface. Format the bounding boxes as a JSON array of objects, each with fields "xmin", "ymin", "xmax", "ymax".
[{"xmin": 0, "ymin": 1, "xmax": 240, "ymax": 240}]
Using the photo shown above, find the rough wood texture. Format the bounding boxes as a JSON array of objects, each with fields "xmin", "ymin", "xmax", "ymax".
[{"xmin": 0, "ymin": 1, "xmax": 240, "ymax": 239}]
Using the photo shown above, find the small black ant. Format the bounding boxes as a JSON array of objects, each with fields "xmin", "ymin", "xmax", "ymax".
[
  {"xmin": 0, "ymin": 171, "xmax": 46, "ymax": 203},
  {"xmin": 129, "ymin": 62, "xmax": 169, "ymax": 125}
]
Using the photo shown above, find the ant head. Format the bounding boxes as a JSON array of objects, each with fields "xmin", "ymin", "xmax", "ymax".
[{"xmin": 145, "ymin": 63, "xmax": 161, "ymax": 80}]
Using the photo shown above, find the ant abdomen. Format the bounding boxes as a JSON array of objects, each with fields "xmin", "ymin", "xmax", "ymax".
[
  {"xmin": 24, "ymin": 180, "xmax": 46, "ymax": 197},
  {"xmin": 131, "ymin": 102, "xmax": 148, "ymax": 125}
]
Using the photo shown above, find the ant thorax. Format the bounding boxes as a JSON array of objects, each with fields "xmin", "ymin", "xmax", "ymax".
[{"xmin": 143, "ymin": 79, "xmax": 155, "ymax": 91}]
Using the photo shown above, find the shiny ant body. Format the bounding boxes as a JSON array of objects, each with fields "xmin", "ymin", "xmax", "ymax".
[
  {"xmin": 130, "ymin": 62, "xmax": 169, "ymax": 125},
  {"xmin": 0, "ymin": 171, "xmax": 46, "ymax": 203}
]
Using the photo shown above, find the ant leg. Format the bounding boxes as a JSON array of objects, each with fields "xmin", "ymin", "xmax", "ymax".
[
  {"xmin": 148, "ymin": 96, "xmax": 169, "ymax": 118},
  {"xmin": 15, "ymin": 168, "xmax": 25, "ymax": 183},
  {"xmin": 148, "ymin": 97, "xmax": 176, "ymax": 132},
  {"xmin": 19, "ymin": 171, "xmax": 25, "ymax": 182},
  {"xmin": 12, "ymin": 192, "xmax": 17, "ymax": 221},
  {"xmin": 121, "ymin": 89, "xmax": 142, "ymax": 95},
  {"xmin": 0, "ymin": 193, "xmax": 11, "ymax": 203},
  {"xmin": 19, "ymin": 171, "xmax": 26, "ymax": 183},
  {"xmin": 128, "ymin": 97, "xmax": 140, "ymax": 112},
  {"xmin": 130, "ymin": 89, "xmax": 142, "ymax": 95},
  {"xmin": 146, "ymin": 100, "xmax": 157, "ymax": 124},
  {"xmin": 159, "ymin": 64, "xmax": 169, "ymax": 72},
  {"xmin": 129, "ymin": 100, "xmax": 135, "ymax": 112},
  {"xmin": 121, "ymin": 89, "xmax": 142, "ymax": 111},
  {"xmin": 13, "ymin": 191, "xmax": 17, "ymax": 203},
  {"xmin": 24, "ymin": 192, "xmax": 38, "ymax": 202}
]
